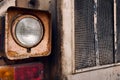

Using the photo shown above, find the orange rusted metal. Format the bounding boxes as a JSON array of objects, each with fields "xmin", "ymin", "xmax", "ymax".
[
  {"xmin": 5, "ymin": 7, "xmax": 51, "ymax": 60},
  {"xmin": 0, "ymin": 67, "xmax": 14, "ymax": 80}
]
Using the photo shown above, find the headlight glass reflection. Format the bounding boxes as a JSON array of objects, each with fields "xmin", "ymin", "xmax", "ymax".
[{"xmin": 15, "ymin": 17, "xmax": 43, "ymax": 48}]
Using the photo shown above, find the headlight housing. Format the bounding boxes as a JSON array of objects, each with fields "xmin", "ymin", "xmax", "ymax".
[{"xmin": 5, "ymin": 7, "xmax": 51, "ymax": 60}]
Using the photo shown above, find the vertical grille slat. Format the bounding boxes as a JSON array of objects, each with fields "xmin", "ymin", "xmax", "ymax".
[
  {"xmin": 97, "ymin": 0, "xmax": 114, "ymax": 65},
  {"xmin": 75, "ymin": 0, "xmax": 96, "ymax": 69}
]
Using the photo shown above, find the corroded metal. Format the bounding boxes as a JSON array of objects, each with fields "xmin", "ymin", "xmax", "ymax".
[{"xmin": 5, "ymin": 7, "xmax": 51, "ymax": 60}]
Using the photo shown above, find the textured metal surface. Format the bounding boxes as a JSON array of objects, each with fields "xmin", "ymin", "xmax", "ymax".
[
  {"xmin": 6, "ymin": 7, "xmax": 51, "ymax": 60},
  {"xmin": 116, "ymin": 0, "xmax": 120, "ymax": 62},
  {"xmin": 75, "ymin": 0, "xmax": 115, "ymax": 69},
  {"xmin": 75, "ymin": 0, "xmax": 96, "ymax": 69},
  {"xmin": 97, "ymin": 0, "xmax": 114, "ymax": 65}
]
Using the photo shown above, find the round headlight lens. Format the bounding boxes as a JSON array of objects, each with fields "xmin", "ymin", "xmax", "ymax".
[{"xmin": 15, "ymin": 17, "xmax": 43, "ymax": 48}]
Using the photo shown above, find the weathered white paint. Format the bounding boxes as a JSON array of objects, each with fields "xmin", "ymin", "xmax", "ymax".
[
  {"xmin": 67, "ymin": 65, "xmax": 120, "ymax": 80},
  {"xmin": 0, "ymin": 0, "xmax": 15, "ymax": 16},
  {"xmin": 61, "ymin": 0, "xmax": 74, "ymax": 76}
]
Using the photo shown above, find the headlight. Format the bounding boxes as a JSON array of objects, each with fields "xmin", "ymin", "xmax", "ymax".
[{"xmin": 12, "ymin": 15, "xmax": 43, "ymax": 48}]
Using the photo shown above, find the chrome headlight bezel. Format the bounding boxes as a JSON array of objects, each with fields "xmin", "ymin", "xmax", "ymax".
[{"xmin": 11, "ymin": 15, "xmax": 44, "ymax": 48}]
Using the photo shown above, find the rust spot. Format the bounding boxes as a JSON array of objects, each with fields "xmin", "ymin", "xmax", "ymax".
[{"xmin": 8, "ymin": 51, "xmax": 28, "ymax": 58}]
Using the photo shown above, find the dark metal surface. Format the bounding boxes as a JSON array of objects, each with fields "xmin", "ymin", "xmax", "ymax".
[
  {"xmin": 97, "ymin": 0, "xmax": 114, "ymax": 65},
  {"xmin": 0, "ymin": 16, "xmax": 5, "ymax": 53},
  {"xmin": 75, "ymin": 0, "xmax": 115, "ymax": 70},
  {"xmin": 75, "ymin": 0, "xmax": 96, "ymax": 69},
  {"xmin": 116, "ymin": 0, "xmax": 120, "ymax": 62}
]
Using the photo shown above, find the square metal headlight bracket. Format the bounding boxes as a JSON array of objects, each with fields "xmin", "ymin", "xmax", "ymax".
[{"xmin": 5, "ymin": 7, "xmax": 51, "ymax": 60}]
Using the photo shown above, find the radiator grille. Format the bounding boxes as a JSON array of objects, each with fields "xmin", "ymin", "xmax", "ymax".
[
  {"xmin": 74, "ymin": 0, "xmax": 114, "ymax": 70},
  {"xmin": 97, "ymin": 0, "xmax": 114, "ymax": 65},
  {"xmin": 75, "ymin": 0, "xmax": 96, "ymax": 69}
]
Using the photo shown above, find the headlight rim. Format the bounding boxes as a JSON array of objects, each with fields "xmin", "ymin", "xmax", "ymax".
[{"xmin": 11, "ymin": 14, "xmax": 44, "ymax": 48}]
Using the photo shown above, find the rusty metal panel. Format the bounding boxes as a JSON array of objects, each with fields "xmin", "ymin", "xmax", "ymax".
[
  {"xmin": 75, "ymin": 0, "xmax": 96, "ymax": 69},
  {"xmin": 6, "ymin": 7, "xmax": 51, "ymax": 60},
  {"xmin": 97, "ymin": 0, "xmax": 114, "ymax": 65}
]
